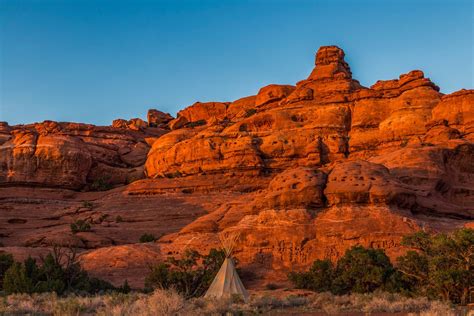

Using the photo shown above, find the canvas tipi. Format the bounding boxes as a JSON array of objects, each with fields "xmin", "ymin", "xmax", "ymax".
[{"xmin": 204, "ymin": 232, "xmax": 249, "ymax": 302}]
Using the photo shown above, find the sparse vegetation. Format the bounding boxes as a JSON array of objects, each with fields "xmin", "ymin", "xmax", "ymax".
[
  {"xmin": 0, "ymin": 289, "xmax": 456, "ymax": 315},
  {"xmin": 244, "ymin": 108, "xmax": 257, "ymax": 118},
  {"xmin": 70, "ymin": 220, "xmax": 92, "ymax": 234},
  {"xmin": 265, "ymin": 283, "xmax": 278, "ymax": 290},
  {"xmin": 139, "ymin": 233, "xmax": 156, "ymax": 243},
  {"xmin": 164, "ymin": 171, "xmax": 182, "ymax": 179},
  {"xmin": 82, "ymin": 201, "xmax": 93, "ymax": 208},
  {"xmin": 1, "ymin": 247, "xmax": 115, "ymax": 295},
  {"xmin": 186, "ymin": 119, "xmax": 206, "ymax": 128},
  {"xmin": 0, "ymin": 253, "xmax": 14, "ymax": 290},
  {"xmin": 115, "ymin": 215, "xmax": 123, "ymax": 223},
  {"xmin": 90, "ymin": 177, "xmax": 113, "ymax": 191}
]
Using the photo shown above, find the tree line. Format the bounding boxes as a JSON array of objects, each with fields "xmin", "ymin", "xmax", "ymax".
[{"xmin": 289, "ymin": 228, "xmax": 473, "ymax": 305}]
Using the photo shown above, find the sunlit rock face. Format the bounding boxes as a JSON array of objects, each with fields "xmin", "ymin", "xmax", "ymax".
[{"xmin": 1, "ymin": 46, "xmax": 473, "ymax": 287}]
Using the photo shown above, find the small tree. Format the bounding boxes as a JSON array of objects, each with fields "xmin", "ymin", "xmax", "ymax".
[
  {"xmin": 397, "ymin": 228, "xmax": 474, "ymax": 304},
  {"xmin": 288, "ymin": 259, "xmax": 333, "ymax": 292},
  {"xmin": 289, "ymin": 246, "xmax": 397, "ymax": 295},
  {"xmin": 145, "ymin": 248, "xmax": 225, "ymax": 298},
  {"xmin": 3, "ymin": 262, "xmax": 34, "ymax": 294},
  {"xmin": 332, "ymin": 246, "xmax": 395, "ymax": 294},
  {"xmin": 2, "ymin": 246, "xmax": 115, "ymax": 295},
  {"xmin": 0, "ymin": 253, "xmax": 14, "ymax": 290}
]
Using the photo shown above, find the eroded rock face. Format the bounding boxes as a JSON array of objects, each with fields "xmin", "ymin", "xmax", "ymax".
[
  {"xmin": 147, "ymin": 46, "xmax": 473, "ymax": 283},
  {"xmin": 177, "ymin": 101, "xmax": 229, "ymax": 123},
  {"xmin": 255, "ymin": 85, "xmax": 296, "ymax": 107},
  {"xmin": 1, "ymin": 45, "xmax": 473, "ymax": 288},
  {"xmin": 0, "ymin": 121, "xmax": 166, "ymax": 189},
  {"xmin": 147, "ymin": 109, "xmax": 174, "ymax": 127}
]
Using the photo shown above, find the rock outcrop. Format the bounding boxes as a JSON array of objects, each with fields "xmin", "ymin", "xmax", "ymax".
[
  {"xmin": 1, "ymin": 45, "xmax": 473, "ymax": 288},
  {"xmin": 0, "ymin": 120, "xmax": 166, "ymax": 189}
]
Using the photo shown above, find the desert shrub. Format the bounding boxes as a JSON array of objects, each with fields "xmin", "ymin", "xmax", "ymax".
[
  {"xmin": 118, "ymin": 280, "xmax": 131, "ymax": 294},
  {"xmin": 145, "ymin": 248, "xmax": 225, "ymax": 298},
  {"xmin": 239, "ymin": 123, "xmax": 248, "ymax": 132},
  {"xmin": 2, "ymin": 247, "xmax": 115, "ymax": 295},
  {"xmin": 131, "ymin": 289, "xmax": 185, "ymax": 315},
  {"xmin": 82, "ymin": 201, "xmax": 93, "ymax": 208},
  {"xmin": 289, "ymin": 259, "xmax": 333, "ymax": 292},
  {"xmin": 139, "ymin": 233, "xmax": 156, "ymax": 243},
  {"xmin": 70, "ymin": 220, "xmax": 91, "ymax": 234},
  {"xmin": 290, "ymin": 246, "xmax": 399, "ymax": 295},
  {"xmin": 332, "ymin": 246, "xmax": 397, "ymax": 294},
  {"xmin": 186, "ymin": 120, "xmax": 206, "ymax": 128},
  {"xmin": 91, "ymin": 177, "xmax": 113, "ymax": 191},
  {"xmin": 396, "ymin": 228, "xmax": 474, "ymax": 304},
  {"xmin": 290, "ymin": 228, "xmax": 473, "ymax": 305},
  {"xmin": 0, "ymin": 253, "xmax": 14, "ymax": 290},
  {"xmin": 244, "ymin": 108, "xmax": 257, "ymax": 118},
  {"xmin": 265, "ymin": 283, "xmax": 278, "ymax": 290},
  {"xmin": 164, "ymin": 171, "xmax": 182, "ymax": 179},
  {"xmin": 115, "ymin": 215, "xmax": 123, "ymax": 223}
]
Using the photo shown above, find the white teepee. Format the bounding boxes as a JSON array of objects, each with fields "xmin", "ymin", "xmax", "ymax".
[{"xmin": 204, "ymin": 232, "xmax": 249, "ymax": 302}]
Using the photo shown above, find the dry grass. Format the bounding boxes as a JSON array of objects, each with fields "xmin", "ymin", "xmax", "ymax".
[{"xmin": 0, "ymin": 289, "xmax": 457, "ymax": 315}]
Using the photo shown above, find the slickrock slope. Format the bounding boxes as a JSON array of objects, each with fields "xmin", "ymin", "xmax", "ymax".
[{"xmin": 1, "ymin": 46, "xmax": 473, "ymax": 288}]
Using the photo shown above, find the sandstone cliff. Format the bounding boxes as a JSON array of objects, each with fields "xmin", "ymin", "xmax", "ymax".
[{"xmin": 0, "ymin": 46, "xmax": 472, "ymax": 287}]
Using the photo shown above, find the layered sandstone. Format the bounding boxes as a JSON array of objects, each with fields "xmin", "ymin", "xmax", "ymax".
[
  {"xmin": 0, "ymin": 120, "xmax": 166, "ymax": 189},
  {"xmin": 1, "ymin": 45, "xmax": 473, "ymax": 288}
]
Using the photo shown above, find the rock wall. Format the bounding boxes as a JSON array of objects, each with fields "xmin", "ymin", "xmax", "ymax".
[
  {"xmin": 0, "ymin": 120, "xmax": 166, "ymax": 189},
  {"xmin": 1, "ymin": 45, "xmax": 472, "ymax": 284}
]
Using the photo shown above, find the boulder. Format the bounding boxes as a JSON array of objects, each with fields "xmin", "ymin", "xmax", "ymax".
[
  {"xmin": 147, "ymin": 109, "xmax": 174, "ymax": 127},
  {"xmin": 255, "ymin": 84, "xmax": 296, "ymax": 107}
]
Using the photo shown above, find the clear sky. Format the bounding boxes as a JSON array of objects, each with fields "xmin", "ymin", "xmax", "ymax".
[{"xmin": 0, "ymin": 0, "xmax": 472, "ymax": 125}]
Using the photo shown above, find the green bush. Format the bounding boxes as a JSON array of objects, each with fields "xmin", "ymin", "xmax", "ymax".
[
  {"xmin": 397, "ymin": 228, "xmax": 474, "ymax": 304},
  {"xmin": 0, "ymin": 253, "xmax": 14, "ymax": 290},
  {"xmin": 244, "ymin": 108, "xmax": 257, "ymax": 118},
  {"xmin": 289, "ymin": 246, "xmax": 398, "ymax": 295},
  {"xmin": 145, "ymin": 248, "xmax": 225, "ymax": 298},
  {"xmin": 70, "ymin": 220, "xmax": 91, "ymax": 234},
  {"xmin": 90, "ymin": 177, "xmax": 113, "ymax": 191},
  {"xmin": 289, "ymin": 228, "xmax": 474, "ymax": 305},
  {"xmin": 265, "ymin": 283, "xmax": 279, "ymax": 290},
  {"xmin": 139, "ymin": 233, "xmax": 157, "ymax": 243},
  {"xmin": 332, "ymin": 246, "xmax": 396, "ymax": 294},
  {"xmin": 289, "ymin": 259, "xmax": 334, "ymax": 292},
  {"xmin": 82, "ymin": 201, "xmax": 93, "ymax": 208},
  {"xmin": 2, "ymin": 247, "xmax": 115, "ymax": 295}
]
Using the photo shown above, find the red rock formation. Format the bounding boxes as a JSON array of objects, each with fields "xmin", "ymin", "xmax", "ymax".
[
  {"xmin": 147, "ymin": 109, "xmax": 173, "ymax": 127},
  {"xmin": 0, "ymin": 120, "xmax": 166, "ymax": 189},
  {"xmin": 1, "ymin": 45, "xmax": 473, "ymax": 288},
  {"xmin": 177, "ymin": 101, "xmax": 229, "ymax": 123},
  {"xmin": 144, "ymin": 45, "xmax": 473, "ymax": 283}
]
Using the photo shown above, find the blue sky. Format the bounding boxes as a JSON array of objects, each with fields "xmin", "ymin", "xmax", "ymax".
[{"xmin": 0, "ymin": 0, "xmax": 472, "ymax": 125}]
